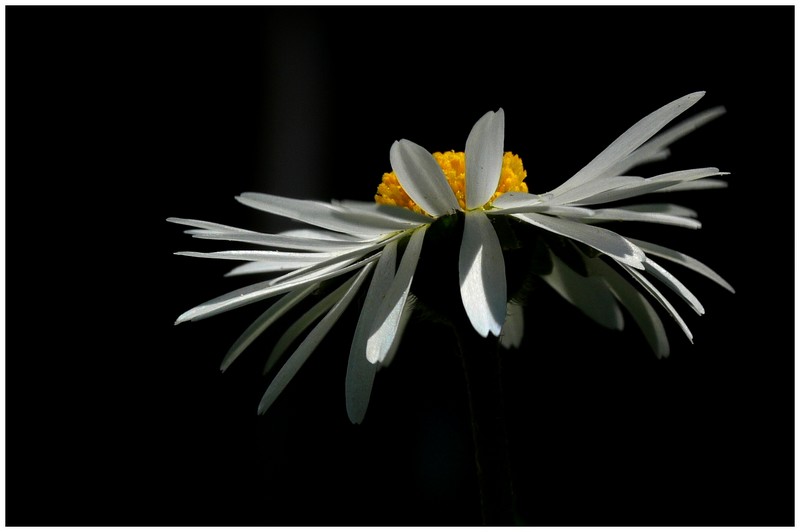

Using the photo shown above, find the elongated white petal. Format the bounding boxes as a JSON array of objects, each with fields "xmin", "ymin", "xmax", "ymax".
[
  {"xmin": 220, "ymin": 284, "xmax": 319, "ymax": 372},
  {"xmin": 367, "ymin": 227, "xmax": 427, "ymax": 364},
  {"xmin": 263, "ymin": 278, "xmax": 354, "ymax": 374},
  {"xmin": 574, "ymin": 208, "xmax": 702, "ymax": 230},
  {"xmin": 187, "ymin": 231, "xmax": 370, "ymax": 251},
  {"xmin": 543, "ymin": 175, "xmax": 645, "ymax": 206},
  {"xmin": 172, "ymin": 217, "xmax": 373, "ymax": 250},
  {"xmin": 237, "ymin": 193, "xmax": 413, "ymax": 237},
  {"xmin": 331, "ymin": 204, "xmax": 431, "ymax": 231},
  {"xmin": 224, "ymin": 259, "xmax": 353, "ymax": 277},
  {"xmin": 266, "ymin": 233, "xmax": 403, "ymax": 286},
  {"xmin": 606, "ymin": 106, "xmax": 726, "ymax": 177},
  {"xmin": 176, "ymin": 250, "xmax": 337, "ymax": 266},
  {"xmin": 513, "ymin": 212, "xmax": 646, "ymax": 269},
  {"xmin": 621, "ymin": 203, "xmax": 698, "ymax": 218},
  {"xmin": 466, "ymin": 109, "xmax": 505, "ymax": 209},
  {"xmin": 491, "ymin": 191, "xmax": 544, "ymax": 210},
  {"xmin": 459, "ymin": 211, "xmax": 507, "ymax": 337},
  {"xmin": 334, "ymin": 200, "xmax": 433, "ymax": 225},
  {"xmin": 628, "ymin": 238, "xmax": 734, "ymax": 293},
  {"xmin": 345, "ymin": 241, "xmax": 398, "ymax": 423},
  {"xmin": 379, "ymin": 297, "xmax": 414, "ymax": 368},
  {"xmin": 656, "ymin": 178, "xmax": 729, "ymax": 192},
  {"xmin": 175, "ymin": 252, "xmax": 381, "ymax": 324},
  {"xmin": 224, "ymin": 262, "xmax": 286, "ymax": 277},
  {"xmin": 491, "ymin": 193, "xmax": 595, "ymax": 217},
  {"xmin": 566, "ymin": 169, "xmax": 726, "ymax": 206},
  {"xmin": 643, "ymin": 257, "xmax": 704, "ymax": 315},
  {"xmin": 587, "ymin": 258, "xmax": 669, "ymax": 358},
  {"xmin": 390, "ymin": 140, "xmax": 460, "ymax": 216},
  {"xmin": 537, "ymin": 205, "xmax": 598, "ymax": 218},
  {"xmin": 620, "ymin": 263, "xmax": 693, "ymax": 343},
  {"xmin": 257, "ymin": 265, "xmax": 373, "ymax": 415},
  {"xmin": 499, "ymin": 301, "xmax": 524, "ymax": 349},
  {"xmin": 543, "ymin": 251, "xmax": 624, "ymax": 330},
  {"xmin": 545, "ymin": 168, "xmax": 724, "ymax": 208},
  {"xmin": 278, "ymin": 228, "xmax": 368, "ymax": 242},
  {"xmin": 168, "ymin": 217, "xmax": 256, "ymax": 233},
  {"xmin": 549, "ymin": 92, "xmax": 705, "ymax": 196}
]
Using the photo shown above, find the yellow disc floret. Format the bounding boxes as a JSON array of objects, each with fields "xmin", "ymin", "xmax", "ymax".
[{"xmin": 375, "ymin": 151, "xmax": 528, "ymax": 215}]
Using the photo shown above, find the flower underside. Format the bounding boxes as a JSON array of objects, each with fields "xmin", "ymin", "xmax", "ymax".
[{"xmin": 375, "ymin": 150, "xmax": 528, "ymax": 215}]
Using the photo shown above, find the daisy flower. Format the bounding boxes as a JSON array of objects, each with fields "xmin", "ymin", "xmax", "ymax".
[{"xmin": 170, "ymin": 91, "xmax": 732, "ymax": 424}]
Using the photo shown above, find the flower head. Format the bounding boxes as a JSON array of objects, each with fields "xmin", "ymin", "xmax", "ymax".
[{"xmin": 170, "ymin": 91, "xmax": 733, "ymax": 423}]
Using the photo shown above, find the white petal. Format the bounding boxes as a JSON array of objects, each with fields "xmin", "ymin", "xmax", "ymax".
[
  {"xmin": 257, "ymin": 265, "xmax": 373, "ymax": 415},
  {"xmin": 345, "ymin": 240, "xmax": 398, "ymax": 424},
  {"xmin": 490, "ymin": 191, "xmax": 544, "ymax": 210},
  {"xmin": 378, "ymin": 298, "xmax": 414, "ymax": 368},
  {"xmin": 237, "ymin": 192, "xmax": 414, "ymax": 237},
  {"xmin": 560, "ymin": 169, "xmax": 725, "ymax": 207},
  {"xmin": 366, "ymin": 227, "xmax": 426, "ymax": 364},
  {"xmin": 513, "ymin": 212, "xmax": 645, "ymax": 269},
  {"xmin": 491, "ymin": 193, "xmax": 595, "ymax": 217},
  {"xmin": 620, "ymin": 262, "xmax": 693, "ymax": 343},
  {"xmin": 607, "ymin": 106, "xmax": 726, "ymax": 177},
  {"xmin": 534, "ymin": 205, "xmax": 597, "ymax": 218},
  {"xmin": 265, "ymin": 233, "xmax": 403, "ymax": 286},
  {"xmin": 334, "ymin": 200, "xmax": 433, "ymax": 225},
  {"xmin": 643, "ymin": 257, "xmax": 705, "ymax": 316},
  {"xmin": 544, "ymin": 175, "xmax": 644, "ymax": 206},
  {"xmin": 224, "ymin": 259, "xmax": 354, "ymax": 278},
  {"xmin": 330, "ymin": 202, "xmax": 432, "ymax": 231},
  {"xmin": 174, "ymin": 252, "xmax": 380, "ymax": 324},
  {"xmin": 621, "ymin": 203, "xmax": 698, "ymax": 218},
  {"xmin": 171, "ymin": 217, "xmax": 371, "ymax": 251},
  {"xmin": 543, "ymin": 250, "xmax": 624, "ymax": 330},
  {"xmin": 574, "ymin": 208, "xmax": 702, "ymax": 230},
  {"xmin": 175, "ymin": 250, "xmax": 337, "ymax": 268},
  {"xmin": 549, "ymin": 92, "xmax": 706, "ymax": 196},
  {"xmin": 628, "ymin": 238, "xmax": 734, "ymax": 293},
  {"xmin": 544, "ymin": 175, "xmax": 645, "ymax": 206},
  {"xmin": 389, "ymin": 140, "xmax": 460, "ymax": 216},
  {"xmin": 263, "ymin": 277, "xmax": 355, "ymax": 375},
  {"xmin": 499, "ymin": 301, "xmax": 524, "ymax": 349},
  {"xmin": 459, "ymin": 211, "xmax": 507, "ymax": 337},
  {"xmin": 587, "ymin": 258, "xmax": 669, "ymax": 358},
  {"xmin": 220, "ymin": 284, "xmax": 318, "ymax": 372},
  {"xmin": 656, "ymin": 178, "xmax": 729, "ymax": 192},
  {"xmin": 466, "ymin": 109, "xmax": 505, "ymax": 210},
  {"xmin": 186, "ymin": 231, "xmax": 369, "ymax": 252},
  {"xmin": 167, "ymin": 217, "xmax": 255, "ymax": 233},
  {"xmin": 279, "ymin": 228, "xmax": 368, "ymax": 242}
]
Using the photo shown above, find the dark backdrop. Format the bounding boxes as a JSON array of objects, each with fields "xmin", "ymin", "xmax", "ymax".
[{"xmin": 6, "ymin": 5, "xmax": 794, "ymax": 526}]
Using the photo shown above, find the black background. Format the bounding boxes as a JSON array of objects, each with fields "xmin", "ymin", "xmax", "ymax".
[{"xmin": 6, "ymin": 5, "xmax": 794, "ymax": 526}]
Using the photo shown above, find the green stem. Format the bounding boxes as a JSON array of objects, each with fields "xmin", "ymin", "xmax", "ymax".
[{"xmin": 451, "ymin": 322, "xmax": 516, "ymax": 525}]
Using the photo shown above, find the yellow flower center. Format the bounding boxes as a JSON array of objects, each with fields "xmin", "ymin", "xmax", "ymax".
[{"xmin": 375, "ymin": 151, "xmax": 528, "ymax": 215}]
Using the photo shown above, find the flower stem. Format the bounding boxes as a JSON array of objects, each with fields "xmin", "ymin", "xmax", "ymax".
[{"xmin": 451, "ymin": 322, "xmax": 516, "ymax": 525}]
